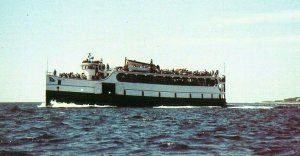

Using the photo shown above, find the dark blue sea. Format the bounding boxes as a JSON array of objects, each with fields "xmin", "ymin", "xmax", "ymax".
[{"xmin": 0, "ymin": 102, "xmax": 299, "ymax": 155}]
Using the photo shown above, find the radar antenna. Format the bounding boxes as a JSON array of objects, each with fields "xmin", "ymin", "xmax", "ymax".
[{"xmin": 87, "ymin": 53, "xmax": 94, "ymax": 62}]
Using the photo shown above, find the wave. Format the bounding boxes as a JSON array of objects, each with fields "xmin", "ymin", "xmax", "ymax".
[
  {"xmin": 38, "ymin": 101, "xmax": 116, "ymax": 108},
  {"xmin": 153, "ymin": 106, "xmax": 219, "ymax": 109},
  {"xmin": 229, "ymin": 105, "xmax": 273, "ymax": 109},
  {"xmin": 159, "ymin": 142, "xmax": 190, "ymax": 151}
]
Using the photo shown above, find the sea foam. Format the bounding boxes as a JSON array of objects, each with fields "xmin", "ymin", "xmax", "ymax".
[{"xmin": 38, "ymin": 101, "xmax": 116, "ymax": 108}]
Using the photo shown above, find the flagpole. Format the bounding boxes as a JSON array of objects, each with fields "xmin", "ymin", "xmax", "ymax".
[
  {"xmin": 47, "ymin": 57, "xmax": 49, "ymax": 74},
  {"xmin": 223, "ymin": 62, "xmax": 225, "ymax": 75}
]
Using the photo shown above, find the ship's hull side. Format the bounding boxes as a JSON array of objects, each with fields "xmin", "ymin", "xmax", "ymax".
[{"xmin": 46, "ymin": 90, "xmax": 226, "ymax": 107}]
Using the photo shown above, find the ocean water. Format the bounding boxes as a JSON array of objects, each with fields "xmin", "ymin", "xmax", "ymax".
[{"xmin": 0, "ymin": 102, "xmax": 299, "ymax": 155}]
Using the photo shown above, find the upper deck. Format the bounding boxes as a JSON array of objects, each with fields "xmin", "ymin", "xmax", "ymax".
[{"xmin": 48, "ymin": 53, "xmax": 225, "ymax": 85}]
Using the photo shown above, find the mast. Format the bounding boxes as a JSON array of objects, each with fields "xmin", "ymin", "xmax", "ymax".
[
  {"xmin": 46, "ymin": 57, "xmax": 49, "ymax": 75},
  {"xmin": 223, "ymin": 62, "xmax": 225, "ymax": 75}
]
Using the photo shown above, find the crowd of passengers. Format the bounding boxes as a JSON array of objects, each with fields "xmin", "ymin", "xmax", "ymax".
[
  {"xmin": 56, "ymin": 71, "xmax": 107, "ymax": 80},
  {"xmin": 58, "ymin": 72, "xmax": 87, "ymax": 79},
  {"xmin": 119, "ymin": 65, "xmax": 220, "ymax": 77},
  {"xmin": 116, "ymin": 73, "xmax": 219, "ymax": 86},
  {"xmin": 159, "ymin": 68, "xmax": 219, "ymax": 77},
  {"xmin": 54, "ymin": 65, "xmax": 223, "ymax": 82}
]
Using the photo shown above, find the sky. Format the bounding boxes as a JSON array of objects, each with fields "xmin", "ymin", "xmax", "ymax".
[{"xmin": 0, "ymin": 0, "xmax": 299, "ymax": 103}]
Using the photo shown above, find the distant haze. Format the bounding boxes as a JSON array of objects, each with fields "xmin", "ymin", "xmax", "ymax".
[{"xmin": 1, "ymin": 0, "xmax": 299, "ymax": 103}]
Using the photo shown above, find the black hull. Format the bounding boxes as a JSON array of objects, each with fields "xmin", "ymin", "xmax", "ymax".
[{"xmin": 46, "ymin": 91, "xmax": 227, "ymax": 107}]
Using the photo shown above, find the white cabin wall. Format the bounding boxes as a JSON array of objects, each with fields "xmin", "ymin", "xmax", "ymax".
[
  {"xmin": 160, "ymin": 92, "xmax": 175, "ymax": 98},
  {"xmin": 46, "ymin": 75, "xmax": 99, "ymax": 94},
  {"xmin": 144, "ymin": 91, "xmax": 159, "ymax": 97},
  {"xmin": 47, "ymin": 85, "xmax": 95, "ymax": 93},
  {"xmin": 126, "ymin": 90, "xmax": 142, "ymax": 96},
  {"xmin": 177, "ymin": 93, "xmax": 190, "ymax": 98},
  {"xmin": 115, "ymin": 81, "xmax": 222, "ymax": 98},
  {"xmin": 116, "ymin": 82, "xmax": 220, "ymax": 93}
]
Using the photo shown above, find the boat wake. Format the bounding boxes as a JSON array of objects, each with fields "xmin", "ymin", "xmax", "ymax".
[
  {"xmin": 153, "ymin": 106, "xmax": 219, "ymax": 109},
  {"xmin": 38, "ymin": 101, "xmax": 116, "ymax": 108},
  {"xmin": 229, "ymin": 105, "xmax": 273, "ymax": 109}
]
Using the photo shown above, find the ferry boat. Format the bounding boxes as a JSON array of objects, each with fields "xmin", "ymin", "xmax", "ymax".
[{"xmin": 46, "ymin": 53, "xmax": 226, "ymax": 107}]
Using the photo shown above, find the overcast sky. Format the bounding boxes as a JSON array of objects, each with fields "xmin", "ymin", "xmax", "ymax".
[{"xmin": 1, "ymin": 0, "xmax": 299, "ymax": 103}]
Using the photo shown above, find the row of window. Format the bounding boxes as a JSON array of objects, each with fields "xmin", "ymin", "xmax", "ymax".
[
  {"xmin": 123, "ymin": 90, "xmax": 223, "ymax": 99},
  {"xmin": 116, "ymin": 73, "xmax": 218, "ymax": 86}
]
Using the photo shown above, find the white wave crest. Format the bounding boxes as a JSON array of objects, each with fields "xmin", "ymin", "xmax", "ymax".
[
  {"xmin": 38, "ymin": 101, "xmax": 116, "ymax": 108},
  {"xmin": 229, "ymin": 105, "xmax": 273, "ymax": 109},
  {"xmin": 153, "ymin": 106, "xmax": 219, "ymax": 109}
]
